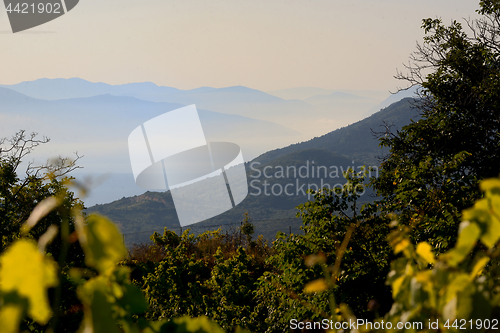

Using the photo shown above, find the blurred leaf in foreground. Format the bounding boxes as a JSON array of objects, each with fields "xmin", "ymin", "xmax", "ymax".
[{"xmin": 0, "ymin": 240, "xmax": 58, "ymax": 324}]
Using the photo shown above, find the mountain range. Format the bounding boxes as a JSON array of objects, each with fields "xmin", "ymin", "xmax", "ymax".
[
  {"xmin": 0, "ymin": 78, "xmax": 415, "ymax": 206},
  {"xmin": 0, "ymin": 77, "xmax": 421, "ymax": 242},
  {"xmin": 87, "ymin": 98, "xmax": 421, "ymax": 244},
  {"xmin": 1, "ymin": 78, "xmax": 386, "ymax": 136},
  {"xmin": 0, "ymin": 85, "xmax": 300, "ymax": 205}
]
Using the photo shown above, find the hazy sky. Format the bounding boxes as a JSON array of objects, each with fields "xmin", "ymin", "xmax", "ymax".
[{"xmin": 0, "ymin": 0, "xmax": 480, "ymax": 92}]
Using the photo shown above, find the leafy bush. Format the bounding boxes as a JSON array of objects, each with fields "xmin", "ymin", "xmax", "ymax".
[
  {"xmin": 383, "ymin": 178, "xmax": 500, "ymax": 329},
  {"xmin": 138, "ymin": 227, "xmax": 270, "ymax": 331},
  {"xmin": 0, "ymin": 196, "xmax": 230, "ymax": 333}
]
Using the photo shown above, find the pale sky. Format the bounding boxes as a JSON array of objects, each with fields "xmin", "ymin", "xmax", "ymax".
[{"xmin": 0, "ymin": 0, "xmax": 481, "ymax": 92}]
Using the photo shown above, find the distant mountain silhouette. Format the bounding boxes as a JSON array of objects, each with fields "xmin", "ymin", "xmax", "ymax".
[
  {"xmin": 0, "ymin": 79, "xmax": 419, "ymax": 208},
  {"xmin": 0, "ymin": 86, "xmax": 300, "ymax": 207},
  {"xmin": 0, "ymin": 78, "xmax": 180, "ymax": 100},
  {"xmin": 1, "ymin": 78, "xmax": 389, "ymax": 137},
  {"xmin": 268, "ymin": 87, "xmax": 336, "ymax": 100},
  {"xmin": 268, "ymin": 87, "xmax": 389, "ymax": 101}
]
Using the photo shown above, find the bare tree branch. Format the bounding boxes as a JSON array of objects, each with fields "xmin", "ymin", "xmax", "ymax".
[{"xmin": 1, "ymin": 131, "xmax": 83, "ymax": 205}]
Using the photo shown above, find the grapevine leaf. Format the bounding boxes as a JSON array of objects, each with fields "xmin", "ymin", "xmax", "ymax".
[
  {"xmin": 0, "ymin": 240, "xmax": 58, "ymax": 324},
  {"xmin": 303, "ymin": 278, "xmax": 328, "ymax": 293},
  {"xmin": 81, "ymin": 214, "xmax": 127, "ymax": 273}
]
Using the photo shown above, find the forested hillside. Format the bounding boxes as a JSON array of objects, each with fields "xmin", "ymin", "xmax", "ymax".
[
  {"xmin": 253, "ymin": 97, "xmax": 420, "ymax": 166},
  {"xmin": 87, "ymin": 98, "xmax": 417, "ymax": 244},
  {"xmin": 89, "ymin": 149, "xmax": 370, "ymax": 244}
]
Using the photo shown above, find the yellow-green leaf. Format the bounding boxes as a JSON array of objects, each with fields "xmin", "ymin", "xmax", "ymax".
[
  {"xmin": 416, "ymin": 242, "xmax": 435, "ymax": 264},
  {"xmin": 0, "ymin": 240, "xmax": 58, "ymax": 324},
  {"xmin": 79, "ymin": 278, "xmax": 120, "ymax": 333},
  {"xmin": 416, "ymin": 270, "xmax": 436, "ymax": 308},
  {"xmin": 491, "ymin": 193, "xmax": 500, "ymax": 217},
  {"xmin": 470, "ymin": 257, "xmax": 490, "ymax": 281},
  {"xmin": 392, "ymin": 275, "xmax": 406, "ymax": 298},
  {"xmin": 394, "ymin": 238, "xmax": 411, "ymax": 254},
  {"xmin": 445, "ymin": 274, "xmax": 469, "ymax": 303},
  {"xmin": 0, "ymin": 305, "xmax": 23, "ymax": 333},
  {"xmin": 481, "ymin": 206, "xmax": 500, "ymax": 248},
  {"xmin": 444, "ymin": 222, "xmax": 480, "ymax": 267},
  {"xmin": 303, "ymin": 278, "xmax": 328, "ymax": 293},
  {"xmin": 479, "ymin": 178, "xmax": 500, "ymax": 194},
  {"xmin": 415, "ymin": 270, "xmax": 432, "ymax": 283},
  {"xmin": 80, "ymin": 214, "xmax": 127, "ymax": 273}
]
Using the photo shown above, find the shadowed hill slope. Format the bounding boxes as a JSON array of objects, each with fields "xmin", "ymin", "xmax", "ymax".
[{"xmin": 253, "ymin": 98, "xmax": 420, "ymax": 166}]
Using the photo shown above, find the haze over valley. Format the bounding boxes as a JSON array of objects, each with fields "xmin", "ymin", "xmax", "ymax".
[{"xmin": 0, "ymin": 78, "xmax": 413, "ymax": 206}]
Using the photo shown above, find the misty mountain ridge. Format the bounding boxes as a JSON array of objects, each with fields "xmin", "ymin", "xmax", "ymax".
[
  {"xmin": 0, "ymin": 86, "xmax": 301, "ymax": 207},
  {"xmin": 87, "ymin": 97, "xmax": 420, "ymax": 243},
  {"xmin": 1, "ymin": 78, "xmax": 397, "ymax": 137},
  {"xmin": 0, "ymin": 78, "xmax": 420, "ymax": 207}
]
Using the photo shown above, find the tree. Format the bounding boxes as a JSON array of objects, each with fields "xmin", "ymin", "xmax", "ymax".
[
  {"xmin": 251, "ymin": 168, "xmax": 393, "ymax": 332},
  {"xmin": 240, "ymin": 212, "xmax": 255, "ymax": 247},
  {"xmin": 0, "ymin": 131, "xmax": 87, "ymax": 331},
  {"xmin": 373, "ymin": 1, "xmax": 500, "ymax": 252},
  {"xmin": 0, "ymin": 130, "xmax": 82, "ymax": 252}
]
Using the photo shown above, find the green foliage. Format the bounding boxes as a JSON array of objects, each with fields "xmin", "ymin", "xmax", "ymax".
[
  {"xmin": 141, "ymin": 235, "xmax": 212, "ymax": 320},
  {"xmin": 374, "ymin": 1, "xmax": 500, "ymax": 254},
  {"xmin": 384, "ymin": 177, "xmax": 500, "ymax": 329},
  {"xmin": 250, "ymin": 168, "xmax": 393, "ymax": 332},
  {"xmin": 0, "ymin": 193, "xmax": 228, "ymax": 332},
  {"xmin": 0, "ymin": 131, "xmax": 83, "ymax": 253},
  {"xmin": 134, "ymin": 170, "xmax": 378, "ymax": 332},
  {"xmin": 151, "ymin": 316, "xmax": 226, "ymax": 333},
  {"xmin": 240, "ymin": 212, "xmax": 255, "ymax": 248},
  {"xmin": 138, "ymin": 227, "xmax": 269, "ymax": 331},
  {"xmin": 79, "ymin": 214, "xmax": 127, "ymax": 273},
  {"xmin": 204, "ymin": 247, "xmax": 257, "ymax": 331},
  {"xmin": 240, "ymin": 213, "xmax": 254, "ymax": 238}
]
